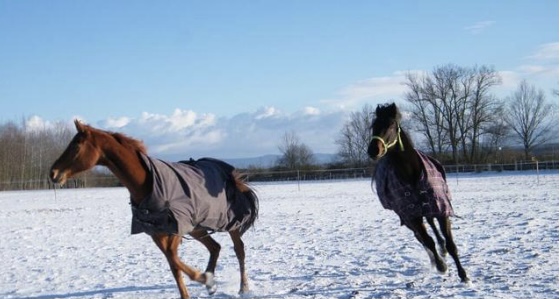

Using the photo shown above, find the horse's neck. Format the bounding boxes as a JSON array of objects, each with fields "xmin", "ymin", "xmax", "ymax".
[
  {"xmin": 388, "ymin": 132, "xmax": 422, "ymax": 185},
  {"xmin": 99, "ymin": 140, "xmax": 151, "ymax": 204}
]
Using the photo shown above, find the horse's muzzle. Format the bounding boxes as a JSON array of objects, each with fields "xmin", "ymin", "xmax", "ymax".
[
  {"xmin": 49, "ymin": 168, "xmax": 66, "ymax": 185},
  {"xmin": 367, "ymin": 139, "xmax": 382, "ymax": 160}
]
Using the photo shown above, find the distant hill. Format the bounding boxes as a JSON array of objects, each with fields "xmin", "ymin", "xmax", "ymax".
[
  {"xmin": 223, "ymin": 154, "xmax": 278, "ymax": 168},
  {"xmin": 224, "ymin": 153, "xmax": 339, "ymax": 168}
]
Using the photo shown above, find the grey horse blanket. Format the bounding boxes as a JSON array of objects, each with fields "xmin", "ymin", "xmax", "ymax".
[
  {"xmin": 130, "ymin": 154, "xmax": 253, "ymax": 236},
  {"xmin": 374, "ymin": 150, "xmax": 454, "ymax": 224}
]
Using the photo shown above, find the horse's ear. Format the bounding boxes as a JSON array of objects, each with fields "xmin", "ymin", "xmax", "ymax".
[
  {"xmin": 388, "ymin": 103, "xmax": 402, "ymax": 120},
  {"xmin": 375, "ymin": 104, "xmax": 383, "ymax": 117},
  {"xmin": 74, "ymin": 119, "xmax": 86, "ymax": 133},
  {"xmin": 388, "ymin": 103, "xmax": 397, "ymax": 114}
]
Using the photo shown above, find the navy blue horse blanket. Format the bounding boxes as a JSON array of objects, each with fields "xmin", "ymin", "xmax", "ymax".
[
  {"xmin": 130, "ymin": 154, "xmax": 254, "ymax": 236},
  {"xmin": 374, "ymin": 150, "xmax": 454, "ymax": 225}
]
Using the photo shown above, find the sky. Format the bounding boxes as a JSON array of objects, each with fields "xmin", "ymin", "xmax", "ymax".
[{"xmin": 0, "ymin": 1, "xmax": 558, "ymax": 160}]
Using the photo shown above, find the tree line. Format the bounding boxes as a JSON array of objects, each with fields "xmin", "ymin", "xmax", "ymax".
[
  {"xmin": 403, "ymin": 64, "xmax": 556, "ymax": 164},
  {"xmin": 0, "ymin": 120, "xmax": 67, "ymax": 190},
  {"xmin": 278, "ymin": 64, "xmax": 557, "ymax": 169},
  {"xmin": 0, "ymin": 120, "xmax": 117, "ymax": 190}
]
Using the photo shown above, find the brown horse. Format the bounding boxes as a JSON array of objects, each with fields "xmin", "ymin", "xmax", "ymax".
[
  {"xmin": 367, "ymin": 103, "xmax": 469, "ymax": 283},
  {"xmin": 50, "ymin": 120, "xmax": 259, "ymax": 299}
]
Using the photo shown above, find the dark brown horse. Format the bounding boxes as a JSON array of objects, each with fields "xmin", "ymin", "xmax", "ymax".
[
  {"xmin": 50, "ymin": 120, "xmax": 259, "ymax": 299},
  {"xmin": 367, "ymin": 103, "xmax": 469, "ymax": 283}
]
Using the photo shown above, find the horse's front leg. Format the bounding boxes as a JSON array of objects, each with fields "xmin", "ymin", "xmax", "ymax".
[
  {"xmin": 437, "ymin": 217, "xmax": 469, "ymax": 282},
  {"xmin": 405, "ymin": 217, "xmax": 447, "ymax": 273},
  {"xmin": 229, "ymin": 229, "xmax": 249, "ymax": 294},
  {"xmin": 151, "ymin": 233, "xmax": 215, "ymax": 299},
  {"xmin": 426, "ymin": 217, "xmax": 447, "ymax": 256}
]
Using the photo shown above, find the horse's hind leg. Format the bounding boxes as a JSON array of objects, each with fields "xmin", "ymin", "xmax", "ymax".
[
  {"xmin": 437, "ymin": 217, "xmax": 469, "ymax": 282},
  {"xmin": 426, "ymin": 217, "xmax": 447, "ymax": 256},
  {"xmin": 406, "ymin": 217, "xmax": 447, "ymax": 273},
  {"xmin": 151, "ymin": 233, "xmax": 215, "ymax": 299},
  {"xmin": 229, "ymin": 229, "xmax": 249, "ymax": 294},
  {"xmin": 190, "ymin": 228, "xmax": 221, "ymax": 274},
  {"xmin": 189, "ymin": 229, "xmax": 220, "ymax": 294}
]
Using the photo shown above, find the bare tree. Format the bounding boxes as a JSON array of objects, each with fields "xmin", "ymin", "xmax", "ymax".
[
  {"xmin": 0, "ymin": 120, "xmax": 75, "ymax": 190},
  {"xmin": 277, "ymin": 131, "xmax": 315, "ymax": 169},
  {"xmin": 404, "ymin": 72, "xmax": 448, "ymax": 156},
  {"xmin": 404, "ymin": 64, "xmax": 502, "ymax": 163},
  {"xmin": 462, "ymin": 65, "xmax": 503, "ymax": 162},
  {"xmin": 335, "ymin": 104, "xmax": 375, "ymax": 167},
  {"xmin": 0, "ymin": 121, "xmax": 23, "ymax": 190},
  {"xmin": 483, "ymin": 114, "xmax": 510, "ymax": 162},
  {"xmin": 504, "ymin": 80, "xmax": 557, "ymax": 160}
]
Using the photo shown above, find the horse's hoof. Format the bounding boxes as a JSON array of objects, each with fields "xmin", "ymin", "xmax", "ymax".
[
  {"xmin": 435, "ymin": 261, "xmax": 448, "ymax": 273},
  {"xmin": 207, "ymin": 283, "xmax": 217, "ymax": 295},
  {"xmin": 204, "ymin": 272, "xmax": 217, "ymax": 295},
  {"xmin": 238, "ymin": 285, "xmax": 250, "ymax": 295}
]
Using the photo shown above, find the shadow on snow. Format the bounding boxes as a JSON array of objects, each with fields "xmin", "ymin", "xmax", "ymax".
[{"xmin": 2, "ymin": 284, "xmax": 176, "ymax": 299}]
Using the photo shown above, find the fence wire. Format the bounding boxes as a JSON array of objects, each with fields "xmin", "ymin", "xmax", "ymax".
[{"xmin": 1, "ymin": 160, "xmax": 557, "ymax": 191}]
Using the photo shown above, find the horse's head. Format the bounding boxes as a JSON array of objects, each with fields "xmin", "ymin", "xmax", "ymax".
[
  {"xmin": 367, "ymin": 103, "xmax": 403, "ymax": 160},
  {"xmin": 50, "ymin": 120, "xmax": 103, "ymax": 185}
]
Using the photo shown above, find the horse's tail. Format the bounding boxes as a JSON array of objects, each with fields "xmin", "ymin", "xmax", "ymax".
[{"xmin": 233, "ymin": 171, "xmax": 259, "ymax": 235}]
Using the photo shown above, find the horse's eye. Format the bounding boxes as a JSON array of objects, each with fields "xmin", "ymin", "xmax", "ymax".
[{"xmin": 68, "ymin": 134, "xmax": 86, "ymax": 151}]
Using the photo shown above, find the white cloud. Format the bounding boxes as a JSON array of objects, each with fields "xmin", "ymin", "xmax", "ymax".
[
  {"xmin": 515, "ymin": 42, "xmax": 560, "ymax": 80},
  {"xmin": 497, "ymin": 70, "xmax": 521, "ymax": 89},
  {"xmin": 135, "ymin": 109, "xmax": 216, "ymax": 134},
  {"xmin": 104, "ymin": 116, "xmax": 130, "ymax": 128},
  {"xmin": 526, "ymin": 42, "xmax": 559, "ymax": 61},
  {"xmin": 24, "ymin": 115, "xmax": 51, "ymax": 132},
  {"xmin": 255, "ymin": 106, "xmax": 281, "ymax": 119},
  {"xmin": 96, "ymin": 107, "xmax": 347, "ymax": 160},
  {"xmin": 516, "ymin": 64, "xmax": 558, "ymax": 76},
  {"xmin": 97, "ymin": 109, "xmax": 224, "ymax": 158},
  {"xmin": 151, "ymin": 129, "xmax": 225, "ymax": 154},
  {"xmin": 302, "ymin": 106, "xmax": 321, "ymax": 116},
  {"xmin": 322, "ymin": 71, "xmax": 411, "ymax": 111},
  {"xmin": 491, "ymin": 43, "xmax": 560, "ymax": 96},
  {"xmin": 464, "ymin": 20, "xmax": 496, "ymax": 34}
]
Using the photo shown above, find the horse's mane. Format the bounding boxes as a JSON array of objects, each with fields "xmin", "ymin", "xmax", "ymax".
[
  {"xmin": 375, "ymin": 103, "xmax": 402, "ymax": 122},
  {"xmin": 81, "ymin": 122, "xmax": 147, "ymax": 155},
  {"xmin": 111, "ymin": 132, "xmax": 148, "ymax": 155}
]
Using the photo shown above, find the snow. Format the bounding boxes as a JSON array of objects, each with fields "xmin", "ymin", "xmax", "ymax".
[{"xmin": 0, "ymin": 171, "xmax": 558, "ymax": 299}]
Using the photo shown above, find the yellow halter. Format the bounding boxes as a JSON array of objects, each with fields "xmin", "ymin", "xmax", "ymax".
[{"xmin": 371, "ymin": 125, "xmax": 404, "ymax": 158}]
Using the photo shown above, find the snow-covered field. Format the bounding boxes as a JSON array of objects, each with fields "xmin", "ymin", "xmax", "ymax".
[{"xmin": 0, "ymin": 171, "xmax": 558, "ymax": 299}]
